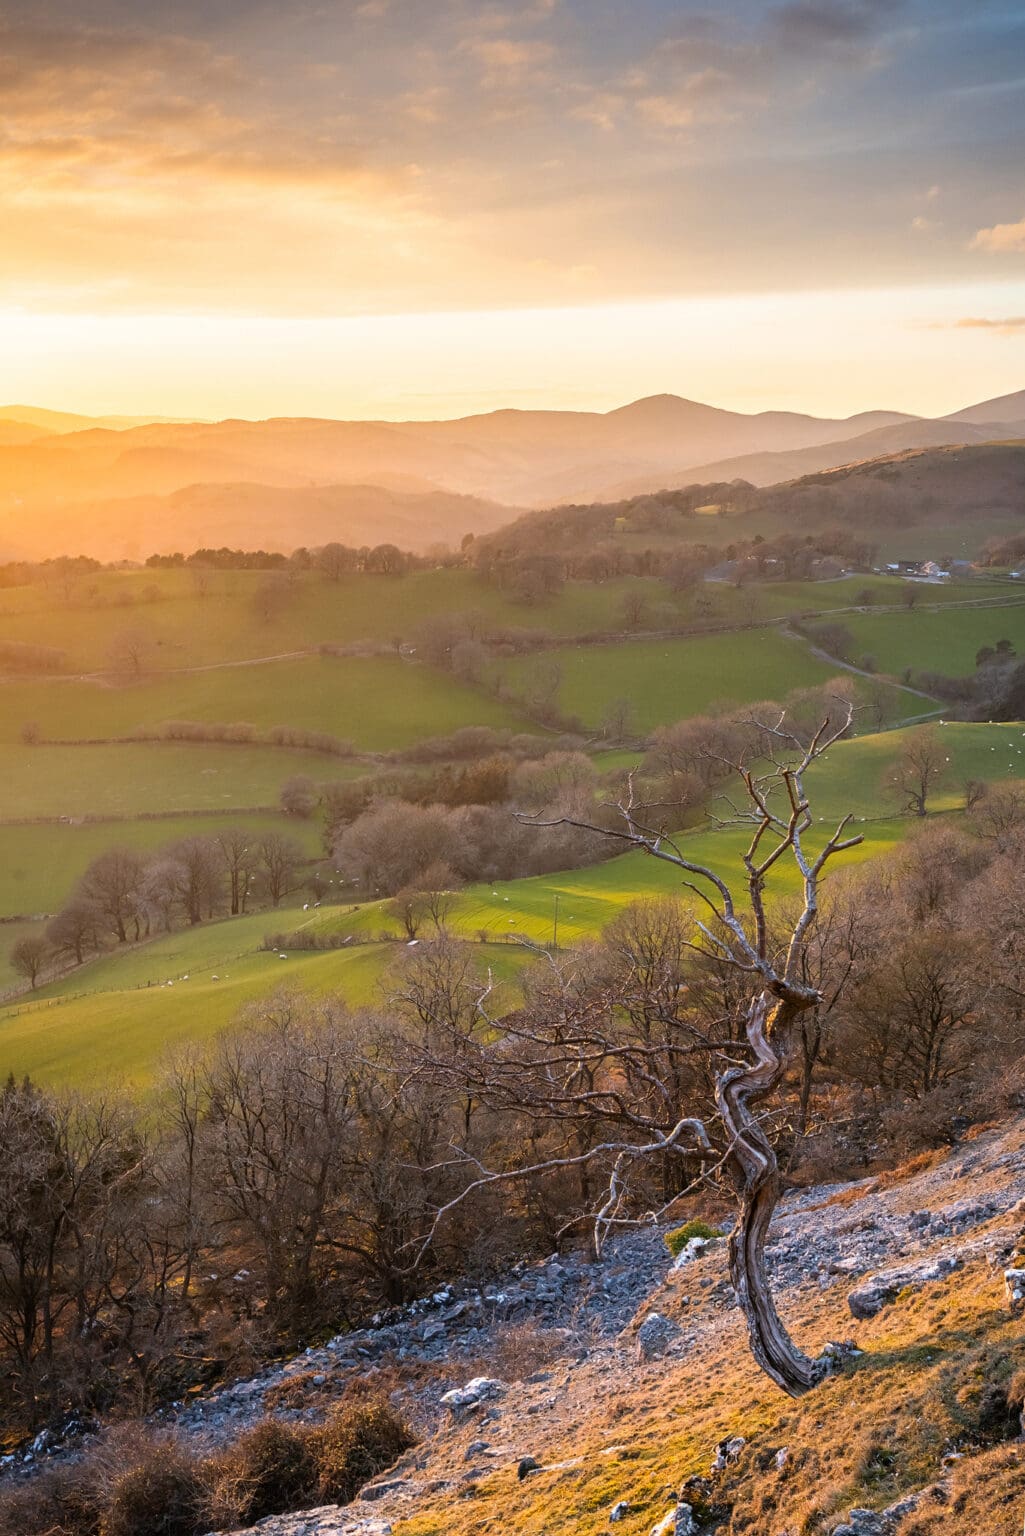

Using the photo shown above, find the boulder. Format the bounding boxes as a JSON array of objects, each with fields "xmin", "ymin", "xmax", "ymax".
[
  {"xmin": 711, "ymin": 1435, "xmax": 746, "ymax": 1472},
  {"xmin": 847, "ymin": 1256, "xmax": 960, "ymax": 1320},
  {"xmin": 650, "ymin": 1504, "xmax": 698, "ymax": 1536},
  {"xmin": 637, "ymin": 1312, "xmax": 681, "ymax": 1361},
  {"xmin": 438, "ymin": 1377, "xmax": 506, "ymax": 1412},
  {"xmin": 1004, "ymin": 1265, "xmax": 1025, "ymax": 1311}
]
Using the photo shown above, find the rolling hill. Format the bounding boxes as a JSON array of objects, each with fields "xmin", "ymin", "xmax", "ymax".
[
  {"xmin": 0, "ymin": 387, "xmax": 1022, "ymax": 561},
  {"xmin": 479, "ymin": 442, "xmax": 1025, "ymax": 563}
]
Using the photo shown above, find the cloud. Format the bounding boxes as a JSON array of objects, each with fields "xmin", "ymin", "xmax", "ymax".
[
  {"xmin": 952, "ymin": 316, "xmax": 1025, "ymax": 332},
  {"xmin": 972, "ymin": 218, "xmax": 1025, "ymax": 254},
  {"xmin": 771, "ymin": 0, "xmax": 904, "ymax": 50},
  {"xmin": 460, "ymin": 36, "xmax": 554, "ymax": 86}
]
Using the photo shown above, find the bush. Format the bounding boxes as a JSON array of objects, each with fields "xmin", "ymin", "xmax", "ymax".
[
  {"xmin": 314, "ymin": 1400, "xmax": 416, "ymax": 1504},
  {"xmin": 207, "ymin": 1419, "xmax": 318, "ymax": 1529},
  {"xmin": 665, "ymin": 1219, "xmax": 721, "ymax": 1257},
  {"xmin": 99, "ymin": 1440, "xmax": 206, "ymax": 1536}
]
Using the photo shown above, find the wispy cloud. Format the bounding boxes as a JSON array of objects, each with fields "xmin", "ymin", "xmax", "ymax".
[
  {"xmin": 951, "ymin": 316, "xmax": 1025, "ymax": 333},
  {"xmin": 972, "ymin": 218, "xmax": 1025, "ymax": 254}
]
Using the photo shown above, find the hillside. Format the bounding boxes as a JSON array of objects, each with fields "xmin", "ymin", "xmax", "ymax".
[
  {"xmin": 8, "ymin": 1112, "xmax": 1025, "ymax": 1535},
  {"xmin": 7, "ymin": 482, "xmax": 518, "ymax": 562},
  {"xmin": 608, "ymin": 418, "xmax": 1025, "ymax": 497},
  {"xmin": 0, "ymin": 389, "xmax": 1022, "ymax": 558},
  {"xmin": 479, "ymin": 442, "xmax": 1025, "ymax": 563}
]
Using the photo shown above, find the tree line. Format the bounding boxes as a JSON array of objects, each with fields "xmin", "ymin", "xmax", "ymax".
[{"xmin": 11, "ymin": 832, "xmax": 308, "ymax": 991}]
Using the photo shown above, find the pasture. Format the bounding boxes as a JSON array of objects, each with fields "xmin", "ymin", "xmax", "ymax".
[
  {"xmin": 0, "ymin": 926, "xmax": 527, "ymax": 1090},
  {"xmin": 501, "ymin": 629, "xmax": 861, "ymax": 732},
  {"xmin": 842, "ymin": 603, "xmax": 1025, "ymax": 680},
  {"xmin": 0, "ymin": 654, "xmax": 530, "ymax": 750},
  {"xmin": 0, "ymin": 742, "xmax": 357, "ymax": 821},
  {"xmin": 0, "ymin": 566, "xmax": 1004, "ymax": 673}
]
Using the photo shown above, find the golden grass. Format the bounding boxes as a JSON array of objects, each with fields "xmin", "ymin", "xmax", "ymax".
[{"xmin": 393, "ymin": 1261, "xmax": 1025, "ymax": 1536}]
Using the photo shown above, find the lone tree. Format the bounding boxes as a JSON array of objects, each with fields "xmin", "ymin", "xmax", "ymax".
[
  {"xmin": 414, "ymin": 705, "xmax": 862, "ymax": 1397},
  {"xmin": 887, "ymin": 724, "xmax": 948, "ymax": 817},
  {"xmin": 11, "ymin": 935, "xmax": 49, "ymax": 990}
]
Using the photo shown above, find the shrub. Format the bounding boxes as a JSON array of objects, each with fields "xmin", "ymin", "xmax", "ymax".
[
  {"xmin": 486, "ymin": 1320, "xmax": 562, "ymax": 1381},
  {"xmin": 206, "ymin": 1419, "xmax": 318, "ymax": 1529},
  {"xmin": 314, "ymin": 1400, "xmax": 416, "ymax": 1505},
  {"xmin": 99, "ymin": 1440, "xmax": 206, "ymax": 1536},
  {"xmin": 665, "ymin": 1219, "xmax": 721, "ymax": 1257}
]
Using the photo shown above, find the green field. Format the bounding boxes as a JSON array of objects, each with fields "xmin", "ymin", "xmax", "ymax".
[
  {"xmin": 502, "ymin": 629, "xmax": 858, "ymax": 731},
  {"xmin": 0, "ymin": 567, "xmax": 1006, "ymax": 673},
  {"xmin": 8, "ymin": 719, "xmax": 1025, "ymax": 1087},
  {"xmin": 0, "ymin": 742, "xmax": 359, "ymax": 821},
  {"xmin": 0, "ymin": 569, "xmax": 672, "ymax": 670},
  {"xmin": 0, "ymin": 655, "xmax": 529, "ymax": 750},
  {"xmin": 0, "ymin": 925, "xmax": 527, "ymax": 1090},
  {"xmin": 843, "ymin": 603, "xmax": 1025, "ymax": 679}
]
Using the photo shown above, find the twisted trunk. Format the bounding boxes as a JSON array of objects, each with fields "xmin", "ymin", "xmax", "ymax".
[{"xmin": 716, "ymin": 991, "xmax": 826, "ymax": 1396}]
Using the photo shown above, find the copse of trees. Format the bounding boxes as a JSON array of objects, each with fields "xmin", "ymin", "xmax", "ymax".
[
  {"xmin": 330, "ymin": 771, "xmax": 608, "ymax": 898},
  {"xmin": 31, "ymin": 830, "xmax": 308, "ymax": 983}
]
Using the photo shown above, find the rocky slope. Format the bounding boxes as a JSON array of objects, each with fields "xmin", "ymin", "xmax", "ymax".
[{"xmin": 9, "ymin": 1117, "xmax": 1025, "ymax": 1535}]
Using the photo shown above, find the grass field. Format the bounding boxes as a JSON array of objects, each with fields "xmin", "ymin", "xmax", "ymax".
[
  {"xmin": 502, "ymin": 629, "xmax": 864, "ymax": 732},
  {"xmin": 0, "ymin": 568, "xmax": 1008, "ymax": 673},
  {"xmin": 0, "ymin": 742, "xmax": 359, "ymax": 820},
  {"xmin": 8, "ymin": 719, "xmax": 1025, "ymax": 1086},
  {"xmin": 0, "ymin": 926, "xmax": 528, "ymax": 1090},
  {"xmin": 0, "ymin": 655, "xmax": 529, "ymax": 750},
  {"xmin": 0, "ymin": 813, "xmax": 905, "ymax": 1087},
  {"xmin": 842, "ymin": 603, "xmax": 1025, "ymax": 679}
]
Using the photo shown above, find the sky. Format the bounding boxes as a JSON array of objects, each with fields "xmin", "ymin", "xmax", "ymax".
[{"xmin": 1, "ymin": 0, "xmax": 1025, "ymax": 420}]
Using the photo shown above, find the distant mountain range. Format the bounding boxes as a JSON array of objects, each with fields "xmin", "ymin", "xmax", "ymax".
[{"xmin": 0, "ymin": 390, "xmax": 1023, "ymax": 560}]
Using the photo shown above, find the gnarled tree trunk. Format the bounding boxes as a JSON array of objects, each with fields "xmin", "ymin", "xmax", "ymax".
[{"xmin": 716, "ymin": 991, "xmax": 826, "ymax": 1396}]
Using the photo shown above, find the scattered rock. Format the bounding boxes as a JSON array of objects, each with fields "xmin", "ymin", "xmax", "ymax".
[
  {"xmin": 210, "ymin": 1510, "xmax": 393, "ymax": 1536},
  {"xmin": 830, "ymin": 1490, "xmax": 923, "ymax": 1535},
  {"xmin": 609, "ymin": 1500, "xmax": 630, "ymax": 1522},
  {"xmin": 671, "ymin": 1236, "xmax": 715, "ymax": 1269},
  {"xmin": 517, "ymin": 1456, "xmax": 542, "ymax": 1480}
]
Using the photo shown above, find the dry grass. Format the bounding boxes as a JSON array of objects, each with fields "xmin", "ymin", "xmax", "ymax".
[
  {"xmin": 479, "ymin": 1321, "xmax": 566, "ymax": 1383},
  {"xmin": 393, "ymin": 1261, "xmax": 1025, "ymax": 1536}
]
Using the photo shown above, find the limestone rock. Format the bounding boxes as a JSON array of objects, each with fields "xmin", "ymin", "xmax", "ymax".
[
  {"xmin": 637, "ymin": 1312, "xmax": 680, "ymax": 1360},
  {"xmin": 847, "ymin": 1256, "xmax": 960, "ymax": 1319},
  {"xmin": 650, "ymin": 1503, "xmax": 697, "ymax": 1536},
  {"xmin": 438, "ymin": 1376, "xmax": 506, "ymax": 1412}
]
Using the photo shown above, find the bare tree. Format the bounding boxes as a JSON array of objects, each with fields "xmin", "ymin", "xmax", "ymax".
[
  {"xmin": 216, "ymin": 826, "xmax": 261, "ymax": 915},
  {"xmin": 10, "ymin": 935, "xmax": 49, "ymax": 990},
  {"xmin": 315, "ymin": 542, "xmax": 357, "ymax": 581},
  {"xmin": 106, "ymin": 625, "xmax": 153, "ymax": 677},
  {"xmin": 886, "ymin": 725, "xmax": 948, "ymax": 817},
  {"xmin": 77, "ymin": 848, "xmax": 146, "ymax": 943},
  {"xmin": 416, "ymin": 706, "xmax": 862, "ymax": 1397},
  {"xmin": 257, "ymin": 832, "xmax": 305, "ymax": 908},
  {"xmin": 969, "ymin": 782, "xmax": 1025, "ymax": 851},
  {"xmin": 46, "ymin": 900, "xmax": 102, "ymax": 967}
]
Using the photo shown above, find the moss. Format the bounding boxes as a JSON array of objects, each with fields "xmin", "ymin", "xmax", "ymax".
[{"xmin": 665, "ymin": 1220, "xmax": 721, "ymax": 1257}]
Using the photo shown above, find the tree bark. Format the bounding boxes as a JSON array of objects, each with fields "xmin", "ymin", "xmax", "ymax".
[{"xmin": 716, "ymin": 991, "xmax": 826, "ymax": 1397}]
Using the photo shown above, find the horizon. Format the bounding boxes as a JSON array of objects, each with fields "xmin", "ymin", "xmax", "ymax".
[{"xmin": 4, "ymin": 369, "xmax": 1025, "ymax": 429}]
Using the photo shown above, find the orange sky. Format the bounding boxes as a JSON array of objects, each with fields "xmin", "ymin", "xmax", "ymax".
[{"xmin": 1, "ymin": 0, "xmax": 1024, "ymax": 418}]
